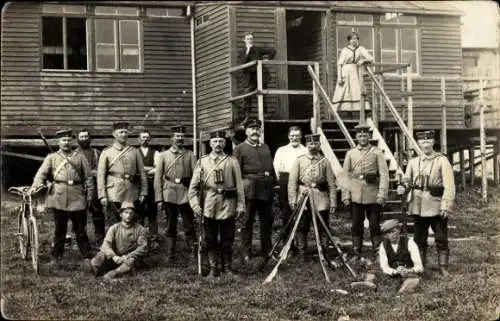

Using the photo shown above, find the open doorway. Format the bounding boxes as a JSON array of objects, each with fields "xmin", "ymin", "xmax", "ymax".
[{"xmin": 286, "ymin": 10, "xmax": 324, "ymax": 119}]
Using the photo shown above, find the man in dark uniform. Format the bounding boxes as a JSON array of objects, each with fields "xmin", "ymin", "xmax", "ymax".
[
  {"xmin": 233, "ymin": 118, "xmax": 277, "ymax": 264},
  {"xmin": 342, "ymin": 123, "xmax": 389, "ymax": 260},
  {"xmin": 154, "ymin": 125, "xmax": 197, "ymax": 261},
  {"xmin": 137, "ymin": 129, "xmax": 160, "ymax": 250},
  {"xmin": 188, "ymin": 131, "xmax": 246, "ymax": 278},
  {"xmin": 75, "ymin": 129, "xmax": 105, "ymax": 247},
  {"xmin": 97, "ymin": 122, "xmax": 148, "ymax": 223},
  {"xmin": 29, "ymin": 129, "xmax": 94, "ymax": 267},
  {"xmin": 238, "ymin": 31, "xmax": 276, "ymax": 124}
]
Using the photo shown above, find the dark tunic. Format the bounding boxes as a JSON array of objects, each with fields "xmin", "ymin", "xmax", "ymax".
[
  {"xmin": 233, "ymin": 140, "xmax": 276, "ymax": 201},
  {"xmin": 383, "ymin": 236, "xmax": 414, "ymax": 269}
]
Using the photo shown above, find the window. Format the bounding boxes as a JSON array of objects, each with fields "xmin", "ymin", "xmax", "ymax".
[
  {"xmin": 336, "ymin": 13, "xmax": 374, "ymax": 60},
  {"xmin": 42, "ymin": 5, "xmax": 87, "ymax": 70},
  {"xmin": 195, "ymin": 14, "xmax": 210, "ymax": 27},
  {"xmin": 380, "ymin": 14, "xmax": 418, "ymax": 74},
  {"xmin": 94, "ymin": 7, "xmax": 142, "ymax": 71},
  {"xmin": 147, "ymin": 7, "xmax": 185, "ymax": 18}
]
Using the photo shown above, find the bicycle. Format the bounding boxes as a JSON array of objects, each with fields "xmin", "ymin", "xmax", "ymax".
[{"xmin": 8, "ymin": 185, "xmax": 45, "ymax": 274}]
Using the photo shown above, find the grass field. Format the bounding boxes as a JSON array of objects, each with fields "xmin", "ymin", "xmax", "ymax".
[{"xmin": 1, "ymin": 187, "xmax": 499, "ymax": 321}]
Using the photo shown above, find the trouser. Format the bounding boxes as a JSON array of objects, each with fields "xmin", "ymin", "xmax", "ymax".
[
  {"xmin": 86, "ymin": 197, "xmax": 105, "ymax": 246},
  {"xmin": 413, "ymin": 215, "xmax": 449, "ymax": 263},
  {"xmin": 136, "ymin": 186, "xmax": 158, "ymax": 239},
  {"xmin": 295, "ymin": 209, "xmax": 329, "ymax": 255},
  {"xmin": 204, "ymin": 217, "xmax": 235, "ymax": 271},
  {"xmin": 90, "ymin": 251, "xmax": 138, "ymax": 277},
  {"xmin": 278, "ymin": 173, "xmax": 292, "ymax": 226},
  {"xmin": 164, "ymin": 202, "xmax": 197, "ymax": 256},
  {"xmin": 241, "ymin": 199, "xmax": 274, "ymax": 257},
  {"xmin": 351, "ymin": 203, "xmax": 382, "ymax": 254},
  {"xmin": 51, "ymin": 208, "xmax": 92, "ymax": 259}
]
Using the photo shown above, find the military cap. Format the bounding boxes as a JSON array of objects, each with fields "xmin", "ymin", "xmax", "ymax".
[
  {"xmin": 304, "ymin": 134, "xmax": 321, "ymax": 143},
  {"xmin": 210, "ymin": 131, "xmax": 226, "ymax": 139},
  {"xmin": 119, "ymin": 201, "xmax": 136, "ymax": 213},
  {"xmin": 113, "ymin": 122, "xmax": 130, "ymax": 131},
  {"xmin": 54, "ymin": 129, "xmax": 74, "ymax": 139},
  {"xmin": 415, "ymin": 130, "xmax": 435, "ymax": 141},
  {"xmin": 381, "ymin": 219, "xmax": 402, "ymax": 233},
  {"xmin": 244, "ymin": 118, "xmax": 262, "ymax": 129},
  {"xmin": 171, "ymin": 125, "xmax": 186, "ymax": 133},
  {"xmin": 354, "ymin": 123, "xmax": 371, "ymax": 133}
]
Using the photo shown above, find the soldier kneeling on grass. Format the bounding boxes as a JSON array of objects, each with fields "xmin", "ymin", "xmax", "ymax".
[
  {"xmin": 378, "ymin": 219, "xmax": 423, "ymax": 293},
  {"xmin": 86, "ymin": 202, "xmax": 148, "ymax": 279}
]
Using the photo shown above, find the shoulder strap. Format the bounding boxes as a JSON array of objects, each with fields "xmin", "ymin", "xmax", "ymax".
[
  {"xmin": 109, "ymin": 146, "xmax": 133, "ymax": 169},
  {"xmin": 54, "ymin": 152, "xmax": 84, "ymax": 180},
  {"xmin": 351, "ymin": 146, "xmax": 374, "ymax": 172},
  {"xmin": 203, "ymin": 155, "xmax": 229, "ymax": 186},
  {"xmin": 164, "ymin": 151, "xmax": 186, "ymax": 176}
]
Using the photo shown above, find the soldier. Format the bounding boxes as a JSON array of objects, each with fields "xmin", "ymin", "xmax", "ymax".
[
  {"xmin": 97, "ymin": 122, "xmax": 148, "ymax": 223},
  {"xmin": 29, "ymin": 129, "xmax": 94, "ymax": 267},
  {"xmin": 288, "ymin": 134, "xmax": 337, "ymax": 259},
  {"xmin": 188, "ymin": 131, "xmax": 246, "ymax": 278},
  {"xmin": 75, "ymin": 129, "xmax": 105, "ymax": 247},
  {"xmin": 137, "ymin": 129, "xmax": 160, "ymax": 250},
  {"xmin": 397, "ymin": 130, "xmax": 455, "ymax": 276},
  {"xmin": 273, "ymin": 126, "xmax": 307, "ymax": 229},
  {"xmin": 233, "ymin": 118, "xmax": 277, "ymax": 264},
  {"xmin": 154, "ymin": 125, "xmax": 197, "ymax": 261},
  {"xmin": 342, "ymin": 123, "xmax": 389, "ymax": 260}
]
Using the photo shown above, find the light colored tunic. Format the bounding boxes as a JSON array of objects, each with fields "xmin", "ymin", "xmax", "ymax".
[
  {"xmin": 273, "ymin": 143, "xmax": 307, "ymax": 178},
  {"xmin": 332, "ymin": 45, "xmax": 373, "ymax": 111},
  {"xmin": 100, "ymin": 222, "xmax": 148, "ymax": 260}
]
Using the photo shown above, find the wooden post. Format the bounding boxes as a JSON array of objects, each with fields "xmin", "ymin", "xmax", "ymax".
[
  {"xmin": 379, "ymin": 74, "xmax": 385, "ymax": 121},
  {"xmin": 440, "ymin": 77, "xmax": 447, "ymax": 155},
  {"xmin": 460, "ymin": 148, "xmax": 466, "ymax": 190},
  {"xmin": 372, "ymin": 79, "xmax": 378, "ymax": 129},
  {"xmin": 469, "ymin": 146, "xmax": 475, "ymax": 188},
  {"xmin": 200, "ymin": 131, "xmax": 206, "ymax": 156},
  {"xmin": 257, "ymin": 60, "xmax": 265, "ymax": 143},
  {"xmin": 312, "ymin": 62, "xmax": 321, "ymax": 133},
  {"xmin": 360, "ymin": 68, "xmax": 366, "ymax": 124},
  {"xmin": 495, "ymin": 136, "xmax": 500, "ymax": 186},
  {"xmin": 406, "ymin": 66, "xmax": 414, "ymax": 143},
  {"xmin": 400, "ymin": 75, "xmax": 406, "ymax": 152},
  {"xmin": 479, "ymin": 79, "xmax": 487, "ymax": 204}
]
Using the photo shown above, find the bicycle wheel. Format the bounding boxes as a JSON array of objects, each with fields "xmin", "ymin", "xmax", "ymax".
[
  {"xmin": 17, "ymin": 206, "xmax": 29, "ymax": 260},
  {"xmin": 29, "ymin": 217, "xmax": 39, "ymax": 274}
]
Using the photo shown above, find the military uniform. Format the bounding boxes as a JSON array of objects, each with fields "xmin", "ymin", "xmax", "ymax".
[
  {"xmin": 31, "ymin": 130, "xmax": 94, "ymax": 260},
  {"xmin": 76, "ymin": 145, "xmax": 105, "ymax": 246},
  {"xmin": 288, "ymin": 134, "xmax": 337, "ymax": 255},
  {"xmin": 233, "ymin": 119, "xmax": 277, "ymax": 260},
  {"xmin": 154, "ymin": 125, "xmax": 197, "ymax": 258},
  {"xmin": 402, "ymin": 130, "xmax": 455, "ymax": 274},
  {"xmin": 188, "ymin": 131, "xmax": 246, "ymax": 276},
  {"xmin": 342, "ymin": 123, "xmax": 389, "ymax": 256},
  {"xmin": 97, "ymin": 122, "xmax": 148, "ymax": 222}
]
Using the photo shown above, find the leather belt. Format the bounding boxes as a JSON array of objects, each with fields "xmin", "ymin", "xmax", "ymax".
[
  {"xmin": 354, "ymin": 174, "xmax": 366, "ymax": 180},
  {"xmin": 53, "ymin": 179, "xmax": 82, "ymax": 186},
  {"xmin": 207, "ymin": 186, "xmax": 237, "ymax": 194},
  {"xmin": 108, "ymin": 172, "xmax": 134, "ymax": 181},
  {"xmin": 165, "ymin": 176, "xmax": 185, "ymax": 184},
  {"xmin": 243, "ymin": 172, "xmax": 271, "ymax": 179}
]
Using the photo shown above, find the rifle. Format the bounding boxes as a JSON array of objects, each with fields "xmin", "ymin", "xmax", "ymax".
[
  {"xmin": 197, "ymin": 166, "xmax": 206, "ymax": 276},
  {"xmin": 38, "ymin": 130, "xmax": 55, "ymax": 153},
  {"xmin": 397, "ymin": 173, "xmax": 409, "ymax": 236}
]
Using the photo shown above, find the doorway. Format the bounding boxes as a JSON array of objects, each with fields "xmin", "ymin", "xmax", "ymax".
[{"xmin": 286, "ymin": 10, "xmax": 324, "ymax": 119}]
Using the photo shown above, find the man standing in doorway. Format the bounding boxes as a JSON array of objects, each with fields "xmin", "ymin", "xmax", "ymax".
[
  {"xmin": 75, "ymin": 129, "xmax": 105, "ymax": 247},
  {"xmin": 342, "ymin": 123, "xmax": 389, "ymax": 260},
  {"xmin": 137, "ymin": 129, "xmax": 160, "ymax": 250},
  {"xmin": 397, "ymin": 130, "xmax": 455, "ymax": 276},
  {"xmin": 97, "ymin": 122, "xmax": 148, "ymax": 223},
  {"xmin": 233, "ymin": 118, "xmax": 277, "ymax": 264},
  {"xmin": 155, "ymin": 125, "xmax": 197, "ymax": 262},
  {"xmin": 239, "ymin": 31, "xmax": 276, "ymax": 125}
]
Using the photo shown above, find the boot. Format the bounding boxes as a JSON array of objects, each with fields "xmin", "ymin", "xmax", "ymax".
[
  {"xmin": 296, "ymin": 233, "xmax": 308, "ymax": 261},
  {"xmin": 438, "ymin": 251, "xmax": 451, "ymax": 277},
  {"xmin": 371, "ymin": 235, "xmax": 382, "ymax": 257},
  {"xmin": 419, "ymin": 247, "xmax": 427, "ymax": 268},
  {"xmin": 352, "ymin": 236, "xmax": 363, "ymax": 261},
  {"xmin": 166, "ymin": 237, "xmax": 176, "ymax": 263},
  {"xmin": 222, "ymin": 250, "xmax": 236, "ymax": 277},
  {"xmin": 186, "ymin": 237, "xmax": 197, "ymax": 257},
  {"xmin": 206, "ymin": 252, "xmax": 219, "ymax": 279}
]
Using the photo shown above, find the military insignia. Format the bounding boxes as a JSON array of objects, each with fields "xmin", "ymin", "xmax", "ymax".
[
  {"xmin": 264, "ymin": 171, "xmax": 270, "ymax": 176},
  {"xmin": 124, "ymin": 174, "xmax": 131, "ymax": 179},
  {"xmin": 175, "ymin": 178, "xmax": 181, "ymax": 184},
  {"xmin": 311, "ymin": 183, "xmax": 317, "ymax": 188},
  {"xmin": 68, "ymin": 180, "xmax": 74, "ymax": 185}
]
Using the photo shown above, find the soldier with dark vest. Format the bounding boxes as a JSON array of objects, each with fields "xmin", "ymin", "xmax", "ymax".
[
  {"xmin": 288, "ymin": 134, "xmax": 337, "ymax": 259},
  {"xmin": 154, "ymin": 125, "xmax": 197, "ymax": 261},
  {"xmin": 97, "ymin": 122, "xmax": 148, "ymax": 223},
  {"xmin": 233, "ymin": 118, "xmax": 277, "ymax": 264},
  {"xmin": 188, "ymin": 131, "xmax": 246, "ymax": 278},
  {"xmin": 342, "ymin": 123, "xmax": 389, "ymax": 260},
  {"xmin": 137, "ymin": 129, "xmax": 160, "ymax": 250},
  {"xmin": 29, "ymin": 129, "xmax": 94, "ymax": 267},
  {"xmin": 378, "ymin": 219, "xmax": 423, "ymax": 293},
  {"xmin": 397, "ymin": 130, "xmax": 455, "ymax": 276},
  {"xmin": 75, "ymin": 129, "xmax": 105, "ymax": 247}
]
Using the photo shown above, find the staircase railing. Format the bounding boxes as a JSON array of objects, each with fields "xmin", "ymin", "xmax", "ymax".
[
  {"xmin": 366, "ymin": 117, "xmax": 404, "ymax": 177},
  {"xmin": 317, "ymin": 127, "xmax": 351, "ymax": 190}
]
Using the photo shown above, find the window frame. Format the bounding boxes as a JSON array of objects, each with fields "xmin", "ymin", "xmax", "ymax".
[
  {"xmin": 41, "ymin": 4, "xmax": 90, "ymax": 72},
  {"xmin": 335, "ymin": 13, "xmax": 376, "ymax": 61}
]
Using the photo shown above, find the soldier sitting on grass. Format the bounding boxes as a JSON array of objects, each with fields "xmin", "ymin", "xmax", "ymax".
[
  {"xmin": 86, "ymin": 202, "xmax": 148, "ymax": 280},
  {"xmin": 378, "ymin": 219, "xmax": 423, "ymax": 293}
]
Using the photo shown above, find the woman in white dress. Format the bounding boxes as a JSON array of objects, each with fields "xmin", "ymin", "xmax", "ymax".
[{"xmin": 332, "ymin": 31, "xmax": 374, "ymax": 112}]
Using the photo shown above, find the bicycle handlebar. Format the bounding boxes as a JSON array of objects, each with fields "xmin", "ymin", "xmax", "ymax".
[{"xmin": 8, "ymin": 185, "xmax": 45, "ymax": 197}]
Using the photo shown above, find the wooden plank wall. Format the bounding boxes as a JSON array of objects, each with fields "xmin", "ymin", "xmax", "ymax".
[
  {"xmin": 194, "ymin": 4, "xmax": 231, "ymax": 133},
  {"xmin": 1, "ymin": 2, "xmax": 193, "ymax": 139},
  {"xmin": 233, "ymin": 6, "xmax": 279, "ymax": 120}
]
